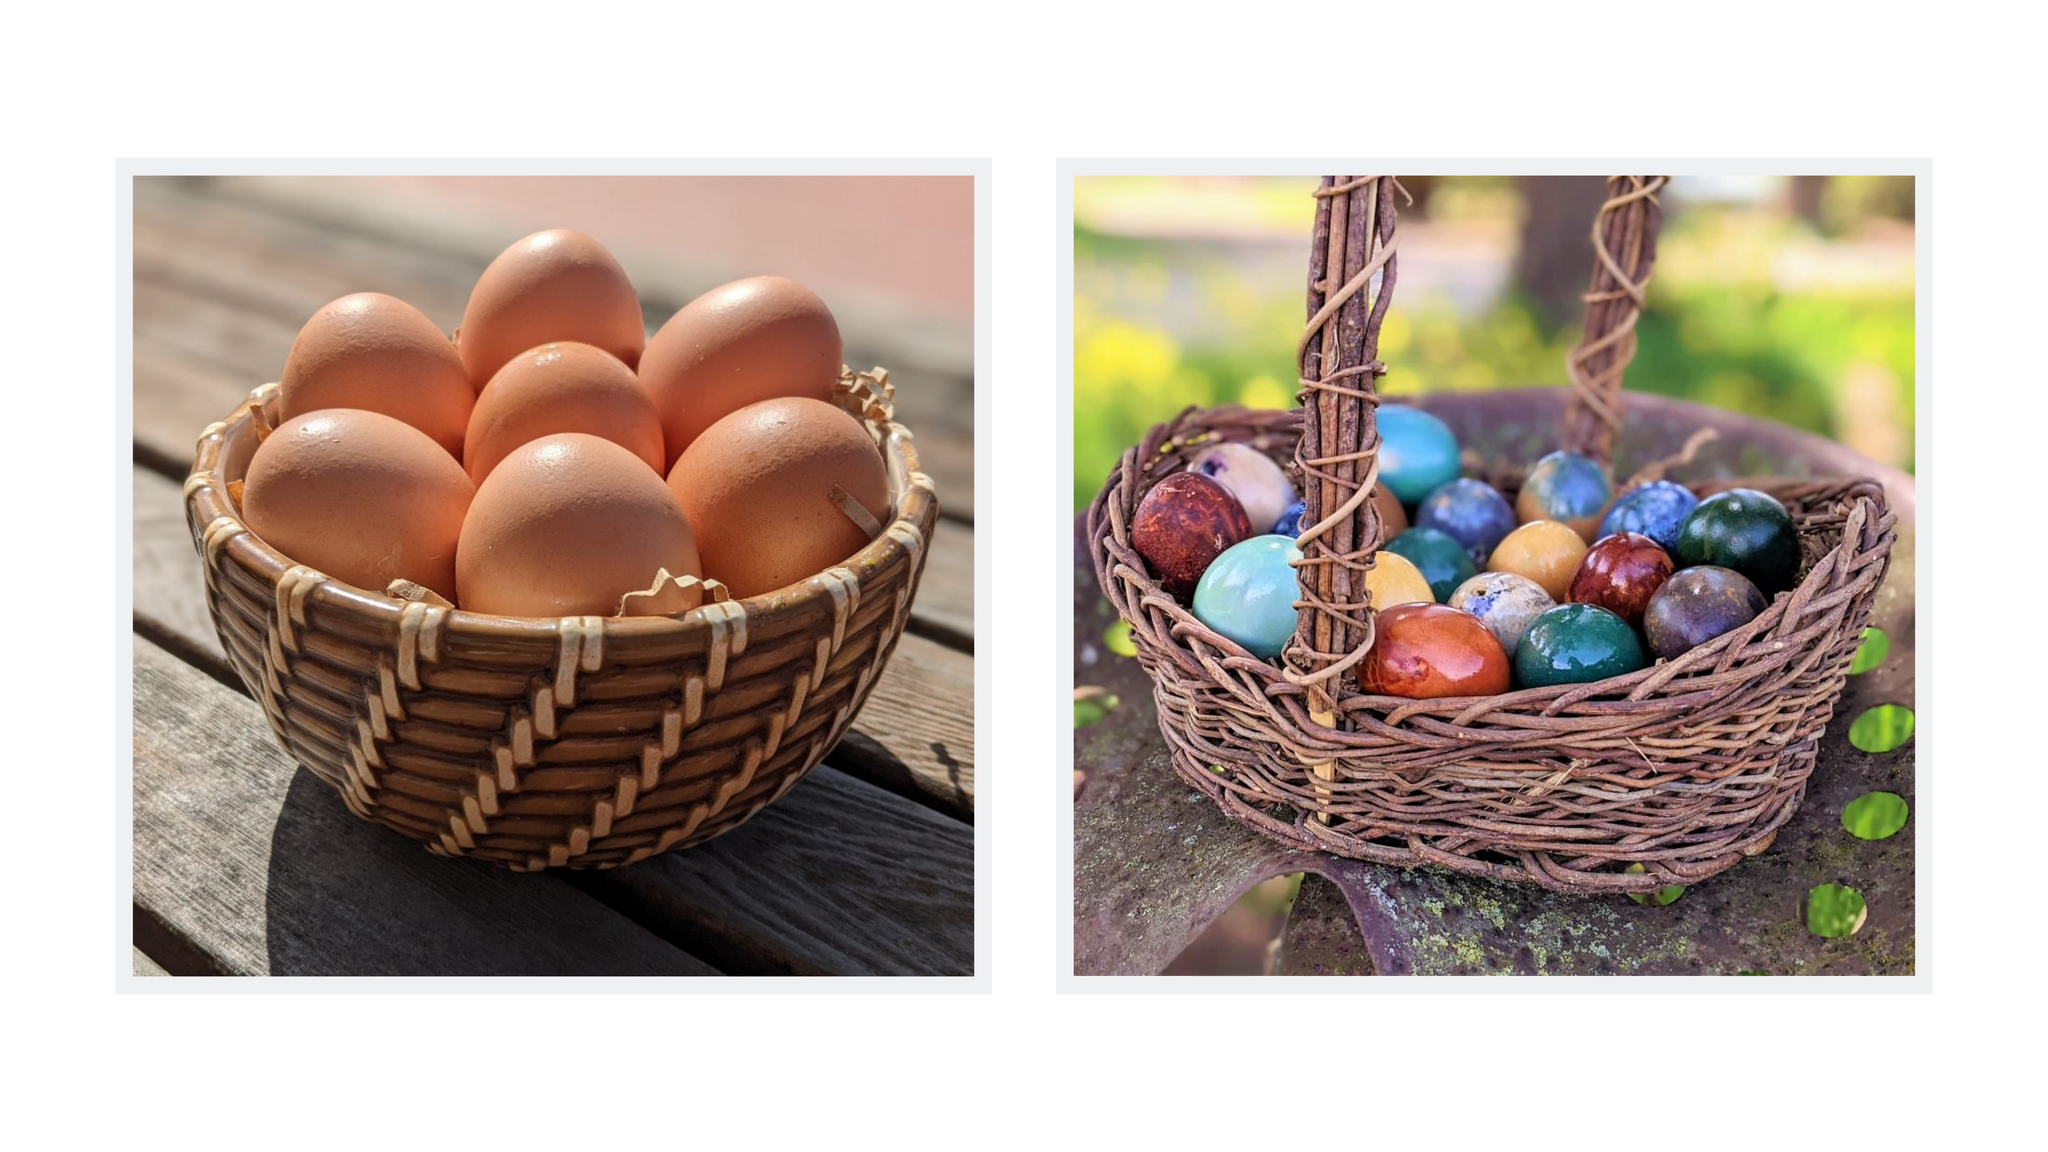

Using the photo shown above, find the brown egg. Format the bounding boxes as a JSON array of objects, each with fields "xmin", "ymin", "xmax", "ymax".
[
  {"xmin": 458, "ymin": 230, "xmax": 644, "ymax": 389},
  {"xmin": 277, "ymin": 292, "xmax": 473, "ymax": 457},
  {"xmin": 667, "ymin": 397, "xmax": 888, "ymax": 599},
  {"xmin": 463, "ymin": 342, "xmax": 664, "ymax": 485},
  {"xmin": 1359, "ymin": 603, "xmax": 1511, "ymax": 699},
  {"xmin": 457, "ymin": 433, "xmax": 699, "ymax": 617},
  {"xmin": 1487, "ymin": 520, "xmax": 1590, "ymax": 602},
  {"xmin": 639, "ymin": 276, "xmax": 843, "ymax": 467},
  {"xmin": 242, "ymin": 409, "xmax": 473, "ymax": 599},
  {"xmin": 1371, "ymin": 483, "xmax": 1409, "ymax": 542}
]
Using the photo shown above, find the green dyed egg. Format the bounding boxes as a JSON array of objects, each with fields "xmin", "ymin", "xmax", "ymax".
[
  {"xmin": 1384, "ymin": 526, "xmax": 1477, "ymax": 603},
  {"xmin": 1512, "ymin": 602, "xmax": 1647, "ymax": 688},
  {"xmin": 1674, "ymin": 488, "xmax": 1801, "ymax": 594}
]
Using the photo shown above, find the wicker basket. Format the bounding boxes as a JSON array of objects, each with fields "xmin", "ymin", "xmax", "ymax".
[
  {"xmin": 1087, "ymin": 176, "xmax": 1897, "ymax": 894},
  {"xmin": 185, "ymin": 366, "xmax": 937, "ymax": 871}
]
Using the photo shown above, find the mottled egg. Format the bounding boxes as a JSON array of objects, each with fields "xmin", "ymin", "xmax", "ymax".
[
  {"xmin": 1375, "ymin": 405, "xmax": 1462, "ymax": 505},
  {"xmin": 1448, "ymin": 571, "xmax": 1555, "ymax": 656},
  {"xmin": 1385, "ymin": 526, "xmax": 1479, "ymax": 603},
  {"xmin": 1567, "ymin": 531, "xmax": 1675, "ymax": 627},
  {"xmin": 1416, "ymin": 477, "xmax": 1516, "ymax": 564},
  {"xmin": 639, "ymin": 276, "xmax": 843, "ymax": 467},
  {"xmin": 459, "ymin": 229, "xmax": 645, "ymax": 389},
  {"xmin": 1675, "ymin": 488, "xmax": 1801, "ymax": 594},
  {"xmin": 1272, "ymin": 500, "xmax": 1307, "ymax": 537},
  {"xmin": 1516, "ymin": 451, "xmax": 1613, "ymax": 541},
  {"xmin": 1643, "ymin": 565, "xmax": 1770, "ymax": 660},
  {"xmin": 1188, "ymin": 443, "xmax": 1297, "ymax": 534},
  {"xmin": 1360, "ymin": 603, "xmax": 1511, "ymax": 699},
  {"xmin": 1487, "ymin": 520, "xmax": 1590, "ymax": 602},
  {"xmin": 463, "ymin": 342, "xmax": 664, "ymax": 485},
  {"xmin": 243, "ymin": 409, "xmax": 473, "ymax": 600},
  {"xmin": 1597, "ymin": 480, "xmax": 1699, "ymax": 554},
  {"xmin": 1365, "ymin": 550, "xmax": 1436, "ymax": 609},
  {"xmin": 458, "ymin": 433, "xmax": 699, "ymax": 617},
  {"xmin": 278, "ymin": 292, "xmax": 473, "ymax": 458},
  {"xmin": 1192, "ymin": 535, "xmax": 1301, "ymax": 659},
  {"xmin": 1513, "ymin": 602, "xmax": 1647, "ymax": 688},
  {"xmin": 667, "ymin": 397, "xmax": 889, "ymax": 600},
  {"xmin": 1130, "ymin": 472, "xmax": 1254, "ymax": 599}
]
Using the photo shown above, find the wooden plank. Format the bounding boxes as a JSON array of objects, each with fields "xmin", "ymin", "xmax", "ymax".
[
  {"xmin": 132, "ymin": 637, "xmax": 718, "ymax": 976},
  {"xmin": 132, "ymin": 947, "xmax": 169, "ymax": 977},
  {"xmin": 132, "ymin": 177, "xmax": 975, "ymax": 518},
  {"xmin": 132, "ymin": 466, "xmax": 972, "ymax": 817}
]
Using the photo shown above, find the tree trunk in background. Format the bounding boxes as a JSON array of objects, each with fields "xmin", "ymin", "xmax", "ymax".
[
  {"xmin": 1512, "ymin": 175, "xmax": 1608, "ymax": 331},
  {"xmin": 1790, "ymin": 175, "xmax": 1828, "ymax": 230}
]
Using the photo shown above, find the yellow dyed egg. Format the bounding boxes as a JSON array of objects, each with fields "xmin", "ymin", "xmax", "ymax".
[
  {"xmin": 1487, "ymin": 520, "xmax": 1589, "ymax": 602},
  {"xmin": 1365, "ymin": 550, "xmax": 1435, "ymax": 609}
]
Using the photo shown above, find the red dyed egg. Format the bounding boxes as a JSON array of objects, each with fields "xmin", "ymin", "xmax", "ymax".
[
  {"xmin": 1567, "ymin": 531, "xmax": 1675, "ymax": 627},
  {"xmin": 1131, "ymin": 472, "xmax": 1254, "ymax": 598},
  {"xmin": 1359, "ymin": 603, "xmax": 1511, "ymax": 699}
]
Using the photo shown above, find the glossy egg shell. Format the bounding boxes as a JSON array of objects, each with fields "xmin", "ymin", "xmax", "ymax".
[
  {"xmin": 1486, "ymin": 520, "xmax": 1589, "ymax": 602},
  {"xmin": 1674, "ymin": 487, "xmax": 1801, "ymax": 594},
  {"xmin": 1643, "ymin": 565, "xmax": 1769, "ymax": 660},
  {"xmin": 277, "ymin": 292, "xmax": 474, "ymax": 458},
  {"xmin": 1516, "ymin": 451, "xmax": 1613, "ymax": 541},
  {"xmin": 1188, "ymin": 443, "xmax": 1296, "ymax": 533},
  {"xmin": 1272, "ymin": 499, "xmax": 1307, "ymax": 537},
  {"xmin": 1192, "ymin": 535, "xmax": 1302, "ymax": 659},
  {"xmin": 463, "ymin": 342, "xmax": 665, "ymax": 485},
  {"xmin": 1375, "ymin": 406, "xmax": 1462, "ymax": 505},
  {"xmin": 1384, "ymin": 526, "xmax": 1478, "ymax": 603},
  {"xmin": 458, "ymin": 229, "xmax": 645, "ymax": 388},
  {"xmin": 1448, "ymin": 571, "xmax": 1555, "ymax": 657},
  {"xmin": 1365, "ymin": 550, "xmax": 1436, "ymax": 609},
  {"xmin": 1512, "ymin": 602, "xmax": 1648, "ymax": 688},
  {"xmin": 1567, "ymin": 531, "xmax": 1675, "ymax": 627},
  {"xmin": 1130, "ymin": 472, "xmax": 1254, "ymax": 599},
  {"xmin": 1360, "ymin": 603, "xmax": 1511, "ymax": 699},
  {"xmin": 1416, "ymin": 477, "xmax": 1516, "ymax": 564},
  {"xmin": 1597, "ymin": 480, "xmax": 1699, "ymax": 554}
]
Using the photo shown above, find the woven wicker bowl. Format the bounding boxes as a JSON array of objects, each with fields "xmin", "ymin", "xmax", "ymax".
[
  {"xmin": 1088, "ymin": 405, "xmax": 1893, "ymax": 894},
  {"xmin": 184, "ymin": 367, "xmax": 937, "ymax": 871}
]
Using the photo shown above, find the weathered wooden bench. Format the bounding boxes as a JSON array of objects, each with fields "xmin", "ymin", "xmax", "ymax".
[
  {"xmin": 131, "ymin": 176, "xmax": 975, "ymax": 976},
  {"xmin": 1075, "ymin": 391, "xmax": 1914, "ymax": 976}
]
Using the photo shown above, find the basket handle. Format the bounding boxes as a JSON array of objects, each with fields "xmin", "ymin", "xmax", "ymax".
[{"xmin": 1562, "ymin": 175, "xmax": 1670, "ymax": 466}]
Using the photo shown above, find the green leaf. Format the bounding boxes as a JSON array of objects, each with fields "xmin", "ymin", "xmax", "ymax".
[
  {"xmin": 1842, "ymin": 791, "xmax": 1909, "ymax": 840},
  {"xmin": 1848, "ymin": 704, "xmax": 1915, "ymax": 753},
  {"xmin": 1073, "ymin": 693, "xmax": 1120, "ymax": 728},
  {"xmin": 1847, "ymin": 626, "xmax": 1889, "ymax": 674},
  {"xmin": 1805, "ymin": 883, "xmax": 1868, "ymax": 938},
  {"xmin": 1104, "ymin": 619, "xmax": 1138, "ymax": 657},
  {"xmin": 1624, "ymin": 863, "xmax": 1685, "ymax": 906}
]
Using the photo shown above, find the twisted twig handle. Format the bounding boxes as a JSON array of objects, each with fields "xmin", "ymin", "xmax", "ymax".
[{"xmin": 1563, "ymin": 175, "xmax": 1669, "ymax": 466}]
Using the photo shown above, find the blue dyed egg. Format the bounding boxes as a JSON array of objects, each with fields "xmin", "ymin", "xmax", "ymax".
[
  {"xmin": 1416, "ymin": 478, "xmax": 1516, "ymax": 564},
  {"xmin": 1517, "ymin": 451, "xmax": 1613, "ymax": 541},
  {"xmin": 1192, "ymin": 535, "xmax": 1301, "ymax": 659},
  {"xmin": 1597, "ymin": 480, "xmax": 1699, "ymax": 554},
  {"xmin": 1375, "ymin": 406, "xmax": 1462, "ymax": 505},
  {"xmin": 1272, "ymin": 499, "xmax": 1307, "ymax": 536}
]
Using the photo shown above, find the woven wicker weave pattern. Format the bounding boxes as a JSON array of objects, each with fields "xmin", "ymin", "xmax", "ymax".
[{"xmin": 185, "ymin": 368, "xmax": 937, "ymax": 871}]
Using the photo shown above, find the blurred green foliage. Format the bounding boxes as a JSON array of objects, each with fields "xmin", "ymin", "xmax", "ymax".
[{"xmin": 1074, "ymin": 179, "xmax": 1915, "ymax": 511}]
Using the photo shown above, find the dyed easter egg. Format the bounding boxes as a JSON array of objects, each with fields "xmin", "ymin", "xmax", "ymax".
[
  {"xmin": 1486, "ymin": 520, "xmax": 1589, "ymax": 602},
  {"xmin": 1513, "ymin": 603, "xmax": 1648, "ymax": 688},
  {"xmin": 1448, "ymin": 571, "xmax": 1555, "ymax": 657},
  {"xmin": 1385, "ymin": 527, "xmax": 1478, "ymax": 603},
  {"xmin": 1375, "ymin": 405, "xmax": 1461, "ymax": 505},
  {"xmin": 1272, "ymin": 500, "xmax": 1307, "ymax": 537},
  {"xmin": 1674, "ymin": 488, "xmax": 1801, "ymax": 594},
  {"xmin": 1598, "ymin": 480, "xmax": 1699, "ymax": 554},
  {"xmin": 1132, "ymin": 472, "xmax": 1254, "ymax": 598},
  {"xmin": 1643, "ymin": 565, "xmax": 1769, "ymax": 660},
  {"xmin": 1365, "ymin": 550, "xmax": 1436, "ymax": 609},
  {"xmin": 1189, "ymin": 443, "xmax": 1297, "ymax": 534},
  {"xmin": 1360, "ymin": 603, "xmax": 1511, "ymax": 699},
  {"xmin": 1192, "ymin": 535, "xmax": 1302, "ymax": 659},
  {"xmin": 1416, "ymin": 478, "xmax": 1516, "ymax": 564},
  {"xmin": 1567, "ymin": 531, "xmax": 1675, "ymax": 627},
  {"xmin": 1516, "ymin": 451, "xmax": 1613, "ymax": 541}
]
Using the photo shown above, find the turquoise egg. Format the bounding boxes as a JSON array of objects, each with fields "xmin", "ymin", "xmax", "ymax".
[
  {"xmin": 1516, "ymin": 451, "xmax": 1613, "ymax": 541},
  {"xmin": 1384, "ymin": 526, "xmax": 1477, "ymax": 602},
  {"xmin": 1192, "ymin": 535, "xmax": 1301, "ymax": 659},
  {"xmin": 1375, "ymin": 406, "xmax": 1462, "ymax": 505}
]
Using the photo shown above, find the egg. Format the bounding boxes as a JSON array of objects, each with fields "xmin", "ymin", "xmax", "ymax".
[
  {"xmin": 638, "ymin": 276, "xmax": 843, "ymax": 467},
  {"xmin": 463, "ymin": 342, "xmax": 665, "ymax": 485},
  {"xmin": 1360, "ymin": 603, "xmax": 1511, "ymax": 699},
  {"xmin": 456, "ymin": 433, "xmax": 699, "ymax": 617},
  {"xmin": 1517, "ymin": 451, "xmax": 1614, "ymax": 541},
  {"xmin": 1487, "ymin": 520, "xmax": 1590, "ymax": 602},
  {"xmin": 1191, "ymin": 535, "xmax": 1302, "ymax": 659},
  {"xmin": 277, "ymin": 292, "xmax": 473, "ymax": 457},
  {"xmin": 1364, "ymin": 549, "xmax": 1436, "ymax": 609},
  {"xmin": 242, "ymin": 409, "xmax": 473, "ymax": 599},
  {"xmin": 1131, "ymin": 472, "xmax": 1254, "ymax": 599},
  {"xmin": 458, "ymin": 229, "xmax": 645, "ymax": 389},
  {"xmin": 1187, "ymin": 443, "xmax": 1297, "ymax": 533},
  {"xmin": 667, "ymin": 396, "xmax": 889, "ymax": 599}
]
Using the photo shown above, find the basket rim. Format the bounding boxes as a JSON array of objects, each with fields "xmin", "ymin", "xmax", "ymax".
[{"xmin": 187, "ymin": 368, "xmax": 938, "ymax": 643}]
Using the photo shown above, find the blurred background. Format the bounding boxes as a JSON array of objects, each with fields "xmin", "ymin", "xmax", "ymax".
[{"xmin": 1074, "ymin": 174, "xmax": 1915, "ymax": 513}]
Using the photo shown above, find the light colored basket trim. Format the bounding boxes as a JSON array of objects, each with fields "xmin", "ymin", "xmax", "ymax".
[
  {"xmin": 377, "ymin": 660, "xmax": 406, "ymax": 722},
  {"xmin": 475, "ymin": 770, "xmax": 499, "ymax": 816},
  {"xmin": 201, "ymin": 516, "xmax": 242, "ymax": 566},
  {"xmin": 356, "ymin": 716, "xmax": 384, "ymax": 770},
  {"xmin": 701, "ymin": 601, "xmax": 750, "ymax": 691},
  {"xmin": 531, "ymin": 681, "xmax": 557, "ymax": 739},
  {"xmin": 394, "ymin": 602, "xmax": 444, "ymax": 690},
  {"xmin": 274, "ymin": 566, "xmax": 324, "ymax": 653},
  {"xmin": 815, "ymin": 566, "xmax": 861, "ymax": 652},
  {"xmin": 554, "ymin": 616, "xmax": 605, "ymax": 706},
  {"xmin": 613, "ymin": 774, "xmax": 638, "ymax": 818},
  {"xmin": 682, "ymin": 675, "xmax": 706, "ymax": 726},
  {"xmin": 461, "ymin": 795, "xmax": 488, "ymax": 835},
  {"xmin": 886, "ymin": 518, "xmax": 926, "ymax": 565}
]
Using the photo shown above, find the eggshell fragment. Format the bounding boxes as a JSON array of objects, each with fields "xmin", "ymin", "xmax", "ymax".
[
  {"xmin": 639, "ymin": 276, "xmax": 842, "ymax": 467},
  {"xmin": 277, "ymin": 292, "xmax": 474, "ymax": 457},
  {"xmin": 463, "ymin": 342, "xmax": 665, "ymax": 484},
  {"xmin": 242, "ymin": 409, "xmax": 474, "ymax": 600},
  {"xmin": 458, "ymin": 229, "xmax": 644, "ymax": 389}
]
